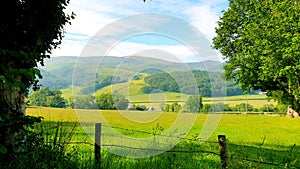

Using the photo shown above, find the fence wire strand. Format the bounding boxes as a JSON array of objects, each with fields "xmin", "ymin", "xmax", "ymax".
[{"xmin": 41, "ymin": 122, "xmax": 297, "ymax": 168}]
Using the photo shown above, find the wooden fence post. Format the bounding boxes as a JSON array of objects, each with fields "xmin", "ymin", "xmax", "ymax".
[
  {"xmin": 95, "ymin": 123, "xmax": 101, "ymax": 167},
  {"xmin": 218, "ymin": 135, "xmax": 228, "ymax": 168}
]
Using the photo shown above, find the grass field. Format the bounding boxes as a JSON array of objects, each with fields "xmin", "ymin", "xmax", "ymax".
[{"xmin": 26, "ymin": 107, "xmax": 300, "ymax": 168}]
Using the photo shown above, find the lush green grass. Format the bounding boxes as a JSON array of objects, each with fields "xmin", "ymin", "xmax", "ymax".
[
  {"xmin": 26, "ymin": 108, "xmax": 298, "ymax": 146},
  {"xmin": 26, "ymin": 107, "xmax": 300, "ymax": 168}
]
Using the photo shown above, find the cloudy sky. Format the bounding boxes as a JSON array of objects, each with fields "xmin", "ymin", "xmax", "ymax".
[{"xmin": 51, "ymin": 0, "xmax": 229, "ymax": 62}]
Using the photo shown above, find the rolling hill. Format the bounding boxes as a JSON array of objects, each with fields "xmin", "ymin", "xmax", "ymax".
[{"xmin": 37, "ymin": 56, "xmax": 224, "ymax": 91}]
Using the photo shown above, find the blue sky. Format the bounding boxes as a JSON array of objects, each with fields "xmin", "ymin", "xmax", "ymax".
[{"xmin": 51, "ymin": 0, "xmax": 229, "ymax": 62}]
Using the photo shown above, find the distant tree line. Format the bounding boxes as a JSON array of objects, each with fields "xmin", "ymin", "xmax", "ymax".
[
  {"xmin": 141, "ymin": 70, "xmax": 244, "ymax": 97},
  {"xmin": 28, "ymin": 89, "xmax": 286, "ymax": 113},
  {"xmin": 27, "ymin": 87, "xmax": 67, "ymax": 108},
  {"xmin": 161, "ymin": 95, "xmax": 286, "ymax": 113},
  {"xmin": 28, "ymin": 88, "xmax": 128, "ymax": 110}
]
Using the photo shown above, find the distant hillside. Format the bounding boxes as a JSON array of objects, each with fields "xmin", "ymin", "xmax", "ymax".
[{"xmin": 37, "ymin": 56, "xmax": 224, "ymax": 91}]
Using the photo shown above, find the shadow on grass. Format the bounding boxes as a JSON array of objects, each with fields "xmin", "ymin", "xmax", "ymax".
[{"xmin": 9, "ymin": 121, "xmax": 298, "ymax": 169}]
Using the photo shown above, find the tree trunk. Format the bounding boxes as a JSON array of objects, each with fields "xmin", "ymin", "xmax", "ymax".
[{"xmin": 0, "ymin": 78, "xmax": 26, "ymax": 154}]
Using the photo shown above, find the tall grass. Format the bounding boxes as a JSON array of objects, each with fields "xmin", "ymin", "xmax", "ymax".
[{"xmin": 0, "ymin": 121, "xmax": 84, "ymax": 169}]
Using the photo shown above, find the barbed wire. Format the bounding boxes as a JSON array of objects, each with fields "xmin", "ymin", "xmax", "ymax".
[
  {"xmin": 39, "ymin": 123, "xmax": 298, "ymax": 168},
  {"xmin": 37, "ymin": 122, "xmax": 218, "ymax": 144},
  {"xmin": 101, "ymin": 144, "xmax": 220, "ymax": 155}
]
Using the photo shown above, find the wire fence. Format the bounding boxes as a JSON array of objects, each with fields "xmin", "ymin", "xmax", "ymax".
[{"xmin": 40, "ymin": 122, "xmax": 298, "ymax": 168}]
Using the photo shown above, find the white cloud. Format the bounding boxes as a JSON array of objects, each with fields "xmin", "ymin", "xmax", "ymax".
[
  {"xmin": 185, "ymin": 3, "xmax": 220, "ymax": 42},
  {"xmin": 51, "ymin": 0, "xmax": 228, "ymax": 62}
]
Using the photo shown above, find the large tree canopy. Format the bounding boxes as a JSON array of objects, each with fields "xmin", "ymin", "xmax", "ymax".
[
  {"xmin": 213, "ymin": 0, "xmax": 300, "ymax": 113},
  {"xmin": 1, "ymin": 0, "xmax": 74, "ymax": 96},
  {"xmin": 0, "ymin": 0, "xmax": 74, "ymax": 155}
]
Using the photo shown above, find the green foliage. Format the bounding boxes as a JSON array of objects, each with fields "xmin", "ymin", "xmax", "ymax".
[
  {"xmin": 143, "ymin": 70, "xmax": 243, "ymax": 96},
  {"xmin": 234, "ymin": 103, "xmax": 255, "ymax": 112},
  {"xmin": 0, "ymin": 113, "xmax": 42, "ymax": 156},
  {"xmin": 201, "ymin": 103, "xmax": 231, "ymax": 113},
  {"xmin": 1, "ymin": 121, "xmax": 81, "ymax": 169},
  {"xmin": 259, "ymin": 104, "xmax": 278, "ymax": 112},
  {"xmin": 97, "ymin": 93, "xmax": 114, "ymax": 110},
  {"xmin": 172, "ymin": 102, "xmax": 182, "ymax": 112},
  {"xmin": 79, "ymin": 75, "xmax": 124, "ymax": 95},
  {"xmin": 0, "ymin": 0, "xmax": 74, "ymax": 94},
  {"xmin": 96, "ymin": 92, "xmax": 128, "ymax": 110},
  {"xmin": 164, "ymin": 102, "xmax": 182, "ymax": 112},
  {"xmin": 113, "ymin": 92, "xmax": 129, "ymax": 110},
  {"xmin": 28, "ymin": 87, "xmax": 67, "ymax": 108},
  {"xmin": 164, "ymin": 104, "xmax": 170, "ymax": 112},
  {"xmin": 0, "ymin": 0, "xmax": 74, "ymax": 156},
  {"xmin": 69, "ymin": 95, "xmax": 98, "ymax": 109},
  {"xmin": 183, "ymin": 95, "xmax": 203, "ymax": 113},
  {"xmin": 213, "ymin": 0, "xmax": 300, "ymax": 112},
  {"xmin": 275, "ymin": 104, "xmax": 288, "ymax": 113},
  {"xmin": 140, "ymin": 86, "xmax": 155, "ymax": 94},
  {"xmin": 144, "ymin": 73, "xmax": 179, "ymax": 93}
]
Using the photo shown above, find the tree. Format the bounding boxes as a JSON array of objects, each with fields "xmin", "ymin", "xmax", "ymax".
[
  {"xmin": 202, "ymin": 103, "xmax": 232, "ymax": 113},
  {"xmin": 234, "ymin": 103, "xmax": 254, "ymax": 112},
  {"xmin": 96, "ymin": 92, "xmax": 128, "ymax": 110},
  {"xmin": 164, "ymin": 104, "xmax": 170, "ymax": 112},
  {"xmin": 172, "ymin": 102, "xmax": 182, "ymax": 112},
  {"xmin": 69, "ymin": 95, "xmax": 98, "ymax": 109},
  {"xmin": 0, "ymin": 0, "xmax": 74, "ymax": 155},
  {"xmin": 28, "ymin": 87, "xmax": 67, "ymax": 108},
  {"xmin": 113, "ymin": 92, "xmax": 129, "ymax": 110},
  {"xmin": 213, "ymin": 0, "xmax": 300, "ymax": 115},
  {"xmin": 97, "ymin": 93, "xmax": 114, "ymax": 110},
  {"xmin": 183, "ymin": 95, "xmax": 203, "ymax": 113}
]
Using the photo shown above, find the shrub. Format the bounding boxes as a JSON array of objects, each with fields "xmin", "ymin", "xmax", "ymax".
[
  {"xmin": 201, "ymin": 103, "xmax": 231, "ymax": 113},
  {"xmin": 0, "ymin": 122, "xmax": 80, "ymax": 169}
]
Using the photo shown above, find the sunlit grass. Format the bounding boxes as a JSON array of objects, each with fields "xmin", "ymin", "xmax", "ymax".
[
  {"xmin": 27, "ymin": 107, "xmax": 298, "ymax": 148},
  {"xmin": 26, "ymin": 107, "xmax": 300, "ymax": 168}
]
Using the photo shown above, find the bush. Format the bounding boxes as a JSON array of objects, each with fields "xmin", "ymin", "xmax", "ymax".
[
  {"xmin": 0, "ymin": 122, "xmax": 80, "ymax": 169},
  {"xmin": 259, "ymin": 104, "xmax": 278, "ymax": 112},
  {"xmin": 234, "ymin": 103, "xmax": 255, "ymax": 112},
  {"xmin": 201, "ymin": 103, "xmax": 231, "ymax": 113},
  {"xmin": 275, "ymin": 104, "xmax": 288, "ymax": 113}
]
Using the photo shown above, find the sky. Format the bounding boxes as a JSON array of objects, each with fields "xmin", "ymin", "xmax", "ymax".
[{"xmin": 51, "ymin": 0, "xmax": 229, "ymax": 62}]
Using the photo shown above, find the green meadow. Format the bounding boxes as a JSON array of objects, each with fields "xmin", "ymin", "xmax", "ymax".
[{"xmin": 26, "ymin": 107, "xmax": 300, "ymax": 168}]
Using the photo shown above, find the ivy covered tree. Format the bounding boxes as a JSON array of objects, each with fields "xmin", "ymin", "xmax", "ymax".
[
  {"xmin": 0, "ymin": 0, "xmax": 74, "ymax": 155},
  {"xmin": 213, "ymin": 0, "xmax": 300, "ymax": 116}
]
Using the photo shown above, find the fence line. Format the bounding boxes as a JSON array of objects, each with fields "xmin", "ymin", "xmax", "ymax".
[
  {"xmin": 103, "ymin": 124, "xmax": 218, "ymax": 144},
  {"xmin": 101, "ymin": 144, "xmax": 220, "ymax": 155},
  {"xmin": 41, "ymin": 122, "xmax": 296, "ymax": 168},
  {"xmin": 39, "ymin": 122, "xmax": 218, "ymax": 144}
]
